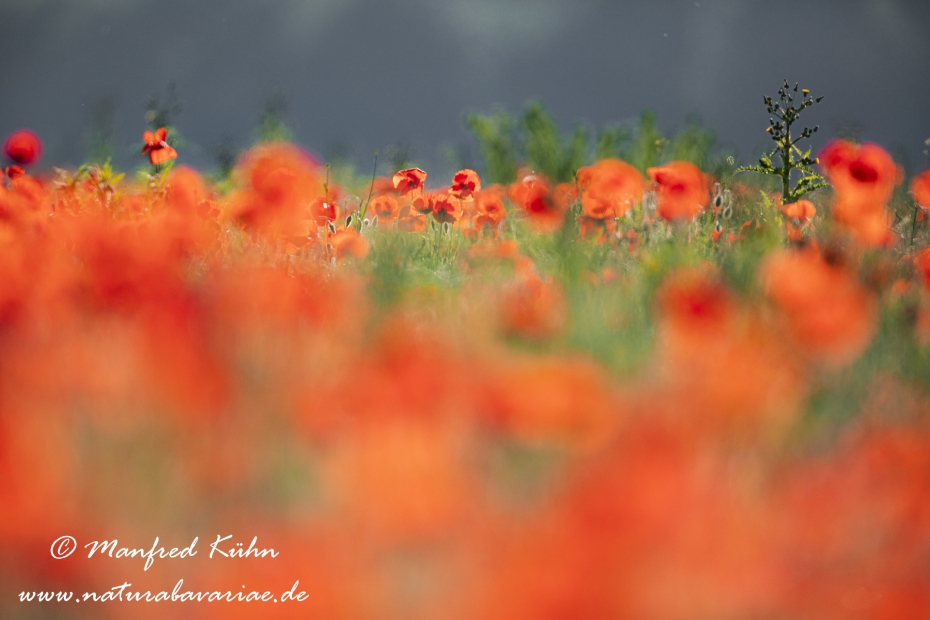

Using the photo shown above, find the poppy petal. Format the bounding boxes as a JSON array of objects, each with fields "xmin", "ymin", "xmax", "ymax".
[{"xmin": 149, "ymin": 145, "xmax": 178, "ymax": 165}]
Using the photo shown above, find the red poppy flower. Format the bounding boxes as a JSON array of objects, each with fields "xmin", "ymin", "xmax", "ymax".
[
  {"xmin": 3, "ymin": 129, "xmax": 42, "ymax": 166},
  {"xmin": 647, "ymin": 161, "xmax": 709, "ymax": 221},
  {"xmin": 450, "ymin": 169, "xmax": 481, "ymax": 200},
  {"xmin": 818, "ymin": 140, "xmax": 901, "ymax": 246},
  {"xmin": 819, "ymin": 140, "xmax": 900, "ymax": 203},
  {"xmin": 911, "ymin": 169, "xmax": 930, "ymax": 211},
  {"xmin": 508, "ymin": 173, "xmax": 565, "ymax": 232},
  {"xmin": 392, "ymin": 167, "xmax": 427, "ymax": 196},
  {"xmin": 4, "ymin": 165, "xmax": 26, "ymax": 180},
  {"xmin": 781, "ymin": 199, "xmax": 816, "ymax": 220},
  {"xmin": 474, "ymin": 189, "xmax": 507, "ymax": 226},
  {"xmin": 429, "ymin": 193, "xmax": 459, "ymax": 224},
  {"xmin": 309, "ymin": 197, "xmax": 340, "ymax": 226},
  {"xmin": 141, "ymin": 127, "xmax": 178, "ymax": 165}
]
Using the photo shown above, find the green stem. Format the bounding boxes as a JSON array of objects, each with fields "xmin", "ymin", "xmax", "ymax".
[
  {"xmin": 910, "ymin": 204, "xmax": 920, "ymax": 250},
  {"xmin": 359, "ymin": 150, "xmax": 379, "ymax": 222}
]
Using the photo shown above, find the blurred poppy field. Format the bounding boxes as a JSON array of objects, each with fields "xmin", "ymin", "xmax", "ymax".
[{"xmin": 2, "ymin": 88, "xmax": 930, "ymax": 619}]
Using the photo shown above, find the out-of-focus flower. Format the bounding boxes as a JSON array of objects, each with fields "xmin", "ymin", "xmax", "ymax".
[
  {"xmin": 370, "ymin": 195, "xmax": 399, "ymax": 222},
  {"xmin": 508, "ymin": 173, "xmax": 565, "ymax": 232},
  {"xmin": 480, "ymin": 354, "xmax": 621, "ymax": 452},
  {"xmin": 647, "ymin": 161, "xmax": 709, "ymax": 221},
  {"xmin": 819, "ymin": 140, "xmax": 900, "ymax": 204},
  {"xmin": 781, "ymin": 199, "xmax": 816, "ymax": 220},
  {"xmin": 164, "ymin": 166, "xmax": 207, "ymax": 215},
  {"xmin": 781, "ymin": 199, "xmax": 816, "ymax": 241},
  {"xmin": 654, "ymin": 265, "xmax": 732, "ymax": 340},
  {"xmin": 309, "ymin": 197, "xmax": 340, "ymax": 226},
  {"xmin": 577, "ymin": 158, "xmax": 644, "ymax": 220},
  {"xmin": 330, "ymin": 225, "xmax": 368, "ymax": 261},
  {"xmin": 397, "ymin": 204, "xmax": 427, "ymax": 232},
  {"xmin": 3, "ymin": 129, "xmax": 42, "ymax": 166},
  {"xmin": 465, "ymin": 188, "xmax": 508, "ymax": 240},
  {"xmin": 910, "ymin": 169, "xmax": 930, "ymax": 211},
  {"xmin": 4, "ymin": 165, "xmax": 26, "ymax": 180},
  {"xmin": 777, "ymin": 422, "xmax": 930, "ymax": 618},
  {"xmin": 411, "ymin": 192, "xmax": 433, "ymax": 215},
  {"xmin": 760, "ymin": 248, "xmax": 877, "ymax": 367},
  {"xmin": 231, "ymin": 143, "xmax": 325, "ymax": 232},
  {"xmin": 474, "ymin": 188, "xmax": 506, "ymax": 226},
  {"xmin": 653, "ymin": 265, "xmax": 807, "ymax": 431},
  {"xmin": 499, "ymin": 271, "xmax": 566, "ymax": 339},
  {"xmin": 141, "ymin": 127, "xmax": 178, "ymax": 166},
  {"xmin": 819, "ymin": 140, "xmax": 902, "ymax": 246}
]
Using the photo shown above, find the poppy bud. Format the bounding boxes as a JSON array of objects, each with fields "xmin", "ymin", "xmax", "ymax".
[{"xmin": 4, "ymin": 129, "xmax": 42, "ymax": 166}]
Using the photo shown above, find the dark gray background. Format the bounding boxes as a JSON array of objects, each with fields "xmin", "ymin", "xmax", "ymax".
[{"xmin": 2, "ymin": 0, "xmax": 928, "ymax": 178}]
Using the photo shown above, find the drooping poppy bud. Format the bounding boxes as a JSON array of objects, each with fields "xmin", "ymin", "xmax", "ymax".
[{"xmin": 4, "ymin": 130, "xmax": 42, "ymax": 166}]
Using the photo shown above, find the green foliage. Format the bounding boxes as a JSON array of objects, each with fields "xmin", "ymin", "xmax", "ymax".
[
  {"xmin": 619, "ymin": 110, "xmax": 666, "ymax": 172},
  {"xmin": 385, "ymin": 141, "xmax": 417, "ymax": 174},
  {"xmin": 91, "ymin": 158, "xmax": 126, "ymax": 189},
  {"xmin": 466, "ymin": 103, "xmax": 590, "ymax": 184},
  {"xmin": 520, "ymin": 102, "xmax": 588, "ymax": 184},
  {"xmin": 601, "ymin": 113, "xmax": 722, "ymax": 175},
  {"xmin": 212, "ymin": 134, "xmax": 239, "ymax": 187},
  {"xmin": 257, "ymin": 94, "xmax": 292, "ymax": 143},
  {"xmin": 737, "ymin": 80, "xmax": 828, "ymax": 205},
  {"xmin": 595, "ymin": 126, "xmax": 631, "ymax": 161},
  {"xmin": 465, "ymin": 110, "xmax": 519, "ymax": 184},
  {"xmin": 669, "ymin": 120, "xmax": 715, "ymax": 170},
  {"xmin": 146, "ymin": 83, "xmax": 182, "ymax": 132},
  {"xmin": 596, "ymin": 111, "xmax": 667, "ymax": 172},
  {"xmin": 86, "ymin": 96, "xmax": 116, "ymax": 165},
  {"xmin": 468, "ymin": 104, "xmax": 726, "ymax": 185}
]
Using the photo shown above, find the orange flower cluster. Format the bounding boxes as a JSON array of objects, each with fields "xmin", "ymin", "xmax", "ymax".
[{"xmin": 2, "ymin": 128, "xmax": 930, "ymax": 620}]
